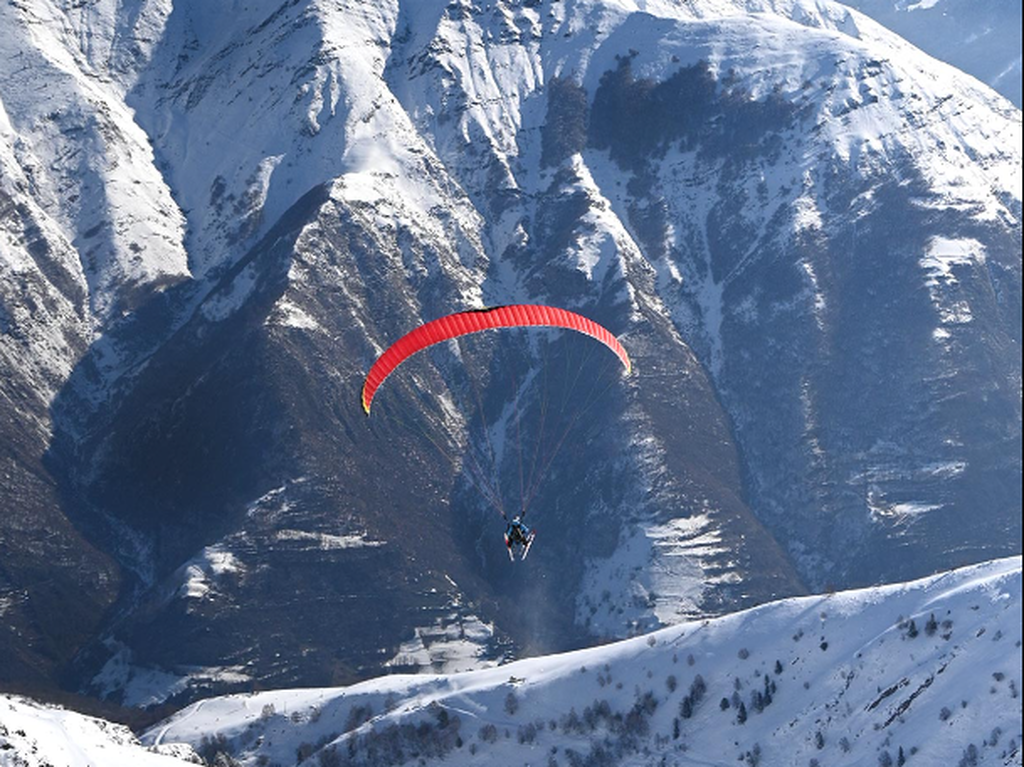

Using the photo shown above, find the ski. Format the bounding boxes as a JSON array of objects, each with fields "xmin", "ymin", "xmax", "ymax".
[{"xmin": 520, "ymin": 530, "xmax": 536, "ymax": 560}]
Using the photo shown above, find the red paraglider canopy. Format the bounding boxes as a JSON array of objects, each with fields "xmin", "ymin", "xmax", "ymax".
[{"xmin": 361, "ymin": 305, "xmax": 630, "ymax": 414}]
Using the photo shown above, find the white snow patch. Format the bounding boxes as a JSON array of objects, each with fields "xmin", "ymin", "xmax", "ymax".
[
  {"xmin": 385, "ymin": 614, "xmax": 497, "ymax": 675},
  {"xmin": 792, "ymin": 179, "xmax": 824, "ymax": 233},
  {"xmin": 920, "ymin": 237, "xmax": 985, "ymax": 340},
  {"xmin": 939, "ymin": 299, "xmax": 974, "ymax": 325},
  {"xmin": 922, "ymin": 460, "xmax": 967, "ymax": 478},
  {"xmin": 646, "ymin": 513, "xmax": 736, "ymax": 623},
  {"xmin": 174, "ymin": 544, "xmax": 242, "ymax": 601},
  {"xmin": 272, "ymin": 530, "xmax": 384, "ymax": 550},
  {"xmin": 889, "ymin": 501, "xmax": 943, "ymax": 516},
  {"xmin": 91, "ymin": 639, "xmax": 254, "ymax": 709},
  {"xmin": 267, "ymin": 298, "xmax": 320, "ymax": 331},
  {"xmin": 245, "ymin": 481, "xmax": 305, "ymax": 521},
  {"xmin": 868, "ymin": 491, "xmax": 944, "ymax": 524},
  {"xmin": 578, "ymin": 510, "xmax": 733, "ymax": 636},
  {"xmin": 921, "ymin": 236, "xmax": 985, "ymax": 288},
  {"xmin": 800, "ymin": 259, "xmax": 827, "ymax": 330},
  {"xmin": 91, "ymin": 642, "xmax": 191, "ymax": 709}
]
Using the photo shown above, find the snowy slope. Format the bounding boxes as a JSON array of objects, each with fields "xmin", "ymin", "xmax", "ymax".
[
  {"xmin": 0, "ymin": 695, "xmax": 200, "ymax": 767},
  {"xmin": 843, "ymin": 0, "xmax": 1022, "ymax": 108},
  {"xmin": 144, "ymin": 557, "xmax": 1023, "ymax": 767},
  {"xmin": 0, "ymin": 0, "xmax": 189, "ymax": 322}
]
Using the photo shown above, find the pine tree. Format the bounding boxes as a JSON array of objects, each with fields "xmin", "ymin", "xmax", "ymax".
[
  {"xmin": 752, "ymin": 690, "xmax": 764, "ymax": 713},
  {"xmin": 505, "ymin": 691, "xmax": 519, "ymax": 716},
  {"xmin": 680, "ymin": 696, "xmax": 693, "ymax": 719},
  {"xmin": 691, "ymin": 674, "xmax": 707, "ymax": 702}
]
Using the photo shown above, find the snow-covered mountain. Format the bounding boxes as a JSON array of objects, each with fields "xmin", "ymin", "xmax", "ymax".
[
  {"xmin": 844, "ymin": 0, "xmax": 1022, "ymax": 108},
  {"xmin": 0, "ymin": 0, "xmax": 1020, "ymax": 704},
  {"xmin": 128, "ymin": 556, "xmax": 1017, "ymax": 767}
]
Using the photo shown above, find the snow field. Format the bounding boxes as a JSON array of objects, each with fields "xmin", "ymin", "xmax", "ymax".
[{"xmin": 143, "ymin": 557, "xmax": 1021, "ymax": 767}]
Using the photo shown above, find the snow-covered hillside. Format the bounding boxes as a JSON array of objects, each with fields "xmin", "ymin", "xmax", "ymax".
[
  {"xmin": 0, "ymin": 695, "xmax": 200, "ymax": 767},
  {"xmin": 844, "ymin": 0, "xmax": 1022, "ymax": 108},
  {"xmin": 138, "ymin": 557, "xmax": 1022, "ymax": 767}
]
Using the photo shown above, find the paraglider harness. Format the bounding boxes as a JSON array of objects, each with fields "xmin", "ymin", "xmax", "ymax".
[{"xmin": 503, "ymin": 515, "xmax": 535, "ymax": 562}]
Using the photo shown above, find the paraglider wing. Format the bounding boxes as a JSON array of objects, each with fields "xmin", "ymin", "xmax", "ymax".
[{"xmin": 361, "ymin": 305, "xmax": 631, "ymax": 415}]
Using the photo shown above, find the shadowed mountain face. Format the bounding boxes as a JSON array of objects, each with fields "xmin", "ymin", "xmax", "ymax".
[{"xmin": 0, "ymin": 0, "xmax": 1019, "ymax": 705}]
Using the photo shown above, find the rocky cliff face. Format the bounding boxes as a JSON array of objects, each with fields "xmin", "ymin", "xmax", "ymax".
[{"xmin": 0, "ymin": 0, "xmax": 1019, "ymax": 706}]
